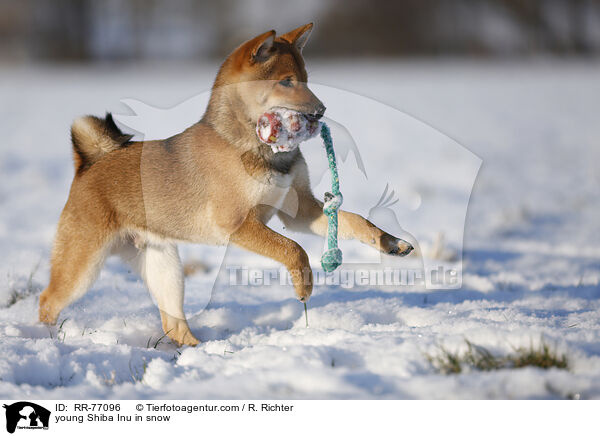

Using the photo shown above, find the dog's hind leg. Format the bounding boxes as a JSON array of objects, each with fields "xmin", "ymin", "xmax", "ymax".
[
  {"xmin": 122, "ymin": 240, "xmax": 199, "ymax": 347},
  {"xmin": 39, "ymin": 212, "xmax": 113, "ymax": 325}
]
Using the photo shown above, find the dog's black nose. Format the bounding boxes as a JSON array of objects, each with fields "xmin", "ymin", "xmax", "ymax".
[{"xmin": 314, "ymin": 103, "xmax": 326, "ymax": 119}]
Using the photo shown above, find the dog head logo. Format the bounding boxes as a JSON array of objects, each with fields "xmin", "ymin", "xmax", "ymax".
[{"xmin": 2, "ymin": 402, "xmax": 50, "ymax": 433}]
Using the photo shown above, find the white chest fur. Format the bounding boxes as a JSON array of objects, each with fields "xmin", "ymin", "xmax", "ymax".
[{"xmin": 256, "ymin": 170, "xmax": 294, "ymax": 211}]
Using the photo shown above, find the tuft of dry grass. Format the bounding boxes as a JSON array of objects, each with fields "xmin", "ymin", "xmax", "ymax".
[
  {"xmin": 129, "ymin": 359, "xmax": 148, "ymax": 383},
  {"xmin": 511, "ymin": 342, "xmax": 568, "ymax": 370},
  {"xmin": 427, "ymin": 339, "xmax": 568, "ymax": 374},
  {"xmin": 5, "ymin": 261, "xmax": 42, "ymax": 307}
]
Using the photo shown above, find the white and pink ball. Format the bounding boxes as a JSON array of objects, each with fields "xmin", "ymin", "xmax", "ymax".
[{"xmin": 256, "ymin": 107, "xmax": 320, "ymax": 153}]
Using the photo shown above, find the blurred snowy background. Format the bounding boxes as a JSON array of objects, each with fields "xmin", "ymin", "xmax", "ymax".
[{"xmin": 0, "ymin": 0, "xmax": 599, "ymax": 399}]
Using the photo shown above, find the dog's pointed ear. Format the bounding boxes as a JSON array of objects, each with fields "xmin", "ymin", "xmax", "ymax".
[
  {"xmin": 280, "ymin": 23, "xmax": 313, "ymax": 52},
  {"xmin": 248, "ymin": 30, "xmax": 275, "ymax": 63}
]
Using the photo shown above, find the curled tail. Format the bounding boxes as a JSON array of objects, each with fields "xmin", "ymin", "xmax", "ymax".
[{"xmin": 71, "ymin": 113, "xmax": 133, "ymax": 174}]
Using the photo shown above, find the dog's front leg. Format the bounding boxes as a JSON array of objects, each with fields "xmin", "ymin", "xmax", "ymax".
[
  {"xmin": 230, "ymin": 211, "xmax": 312, "ymax": 301},
  {"xmin": 279, "ymin": 191, "xmax": 413, "ymax": 257}
]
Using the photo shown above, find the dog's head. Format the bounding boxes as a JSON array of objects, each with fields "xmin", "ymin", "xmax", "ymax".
[{"xmin": 211, "ymin": 23, "xmax": 325, "ymax": 125}]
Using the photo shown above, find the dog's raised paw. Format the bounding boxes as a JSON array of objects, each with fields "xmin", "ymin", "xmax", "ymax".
[{"xmin": 389, "ymin": 239, "xmax": 414, "ymax": 257}]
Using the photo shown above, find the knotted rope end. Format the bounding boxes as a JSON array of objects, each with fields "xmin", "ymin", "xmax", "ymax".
[{"xmin": 321, "ymin": 248, "xmax": 343, "ymax": 273}]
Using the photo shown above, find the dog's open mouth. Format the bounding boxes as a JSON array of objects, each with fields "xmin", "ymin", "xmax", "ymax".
[{"xmin": 256, "ymin": 107, "xmax": 321, "ymax": 153}]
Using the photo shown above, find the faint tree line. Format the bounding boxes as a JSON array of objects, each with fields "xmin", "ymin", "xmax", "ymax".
[{"xmin": 0, "ymin": 0, "xmax": 599, "ymax": 61}]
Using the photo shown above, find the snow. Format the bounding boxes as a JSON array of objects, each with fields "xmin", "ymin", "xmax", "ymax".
[{"xmin": 1, "ymin": 60, "xmax": 600, "ymax": 399}]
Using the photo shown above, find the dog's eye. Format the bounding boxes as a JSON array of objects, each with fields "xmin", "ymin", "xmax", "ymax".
[{"xmin": 279, "ymin": 78, "xmax": 294, "ymax": 88}]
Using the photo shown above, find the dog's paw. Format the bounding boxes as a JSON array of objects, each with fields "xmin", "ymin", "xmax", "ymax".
[
  {"xmin": 296, "ymin": 283, "xmax": 313, "ymax": 303},
  {"xmin": 169, "ymin": 329, "xmax": 200, "ymax": 347},
  {"xmin": 38, "ymin": 291, "xmax": 59, "ymax": 325},
  {"xmin": 177, "ymin": 333, "xmax": 200, "ymax": 347},
  {"xmin": 387, "ymin": 238, "xmax": 414, "ymax": 257},
  {"xmin": 289, "ymin": 266, "xmax": 313, "ymax": 302},
  {"xmin": 160, "ymin": 311, "xmax": 200, "ymax": 347},
  {"xmin": 379, "ymin": 233, "xmax": 414, "ymax": 257}
]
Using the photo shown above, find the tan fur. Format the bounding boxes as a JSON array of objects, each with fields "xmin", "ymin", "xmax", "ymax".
[{"xmin": 39, "ymin": 23, "xmax": 412, "ymax": 346}]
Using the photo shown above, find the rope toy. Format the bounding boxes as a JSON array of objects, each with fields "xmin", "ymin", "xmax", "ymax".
[
  {"xmin": 319, "ymin": 123, "xmax": 343, "ymax": 273},
  {"xmin": 256, "ymin": 108, "xmax": 343, "ymax": 273}
]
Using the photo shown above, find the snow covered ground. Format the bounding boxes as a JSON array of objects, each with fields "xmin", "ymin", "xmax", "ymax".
[{"xmin": 1, "ymin": 60, "xmax": 599, "ymax": 399}]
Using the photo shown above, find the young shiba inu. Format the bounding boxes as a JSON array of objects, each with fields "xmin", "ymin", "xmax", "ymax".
[{"xmin": 39, "ymin": 23, "xmax": 413, "ymax": 346}]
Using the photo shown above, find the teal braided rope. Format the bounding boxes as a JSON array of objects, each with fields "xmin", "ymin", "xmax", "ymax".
[{"xmin": 320, "ymin": 123, "xmax": 343, "ymax": 273}]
